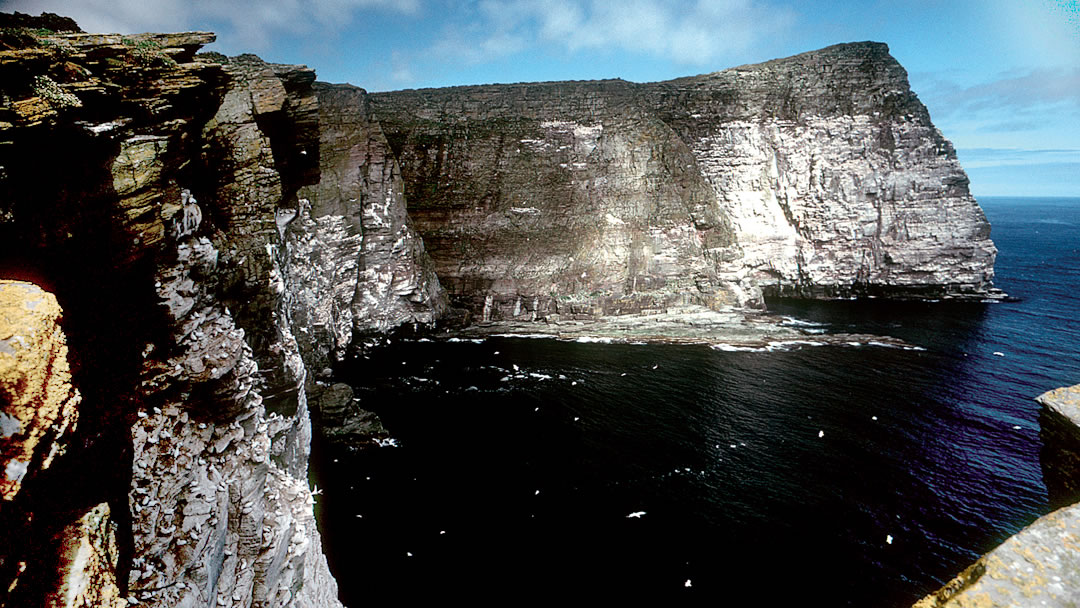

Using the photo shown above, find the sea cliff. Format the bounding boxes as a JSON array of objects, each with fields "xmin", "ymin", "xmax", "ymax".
[
  {"xmin": 1, "ymin": 14, "xmax": 1007, "ymax": 607},
  {"xmin": 0, "ymin": 24, "xmax": 340, "ymax": 607},
  {"xmin": 369, "ymin": 42, "xmax": 999, "ymax": 323}
]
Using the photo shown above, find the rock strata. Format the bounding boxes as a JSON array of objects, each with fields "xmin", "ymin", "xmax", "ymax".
[
  {"xmin": 292, "ymin": 82, "xmax": 447, "ymax": 369},
  {"xmin": 370, "ymin": 42, "xmax": 998, "ymax": 321},
  {"xmin": 0, "ymin": 24, "xmax": 341, "ymax": 608}
]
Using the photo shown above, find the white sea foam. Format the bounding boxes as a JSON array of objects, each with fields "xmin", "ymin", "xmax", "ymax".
[
  {"xmin": 780, "ymin": 316, "xmax": 827, "ymax": 328},
  {"xmin": 490, "ymin": 333, "xmax": 557, "ymax": 340},
  {"xmin": 711, "ymin": 344, "xmax": 768, "ymax": 352},
  {"xmin": 767, "ymin": 340, "xmax": 824, "ymax": 350}
]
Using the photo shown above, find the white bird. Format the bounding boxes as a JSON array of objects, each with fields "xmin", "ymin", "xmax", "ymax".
[
  {"xmin": 818, "ymin": 430, "xmax": 825, "ymax": 438},
  {"xmin": 652, "ymin": 365, "xmax": 658, "ymax": 369},
  {"xmin": 627, "ymin": 511, "xmax": 646, "ymax": 518},
  {"xmin": 684, "ymin": 579, "xmax": 692, "ymax": 588},
  {"xmin": 886, "ymin": 534, "xmax": 893, "ymax": 544},
  {"xmin": 993, "ymin": 351, "xmax": 1005, "ymax": 357}
]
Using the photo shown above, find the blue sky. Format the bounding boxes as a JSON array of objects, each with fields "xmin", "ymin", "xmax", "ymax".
[{"xmin": 7, "ymin": 0, "xmax": 1078, "ymax": 196}]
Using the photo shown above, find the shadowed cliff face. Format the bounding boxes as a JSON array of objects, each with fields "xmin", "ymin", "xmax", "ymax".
[
  {"xmin": 0, "ymin": 27, "xmax": 342, "ymax": 608},
  {"xmin": 370, "ymin": 42, "xmax": 998, "ymax": 321},
  {"xmin": 292, "ymin": 82, "xmax": 447, "ymax": 367}
]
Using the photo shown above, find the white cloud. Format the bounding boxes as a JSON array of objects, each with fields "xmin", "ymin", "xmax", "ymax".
[
  {"xmin": 922, "ymin": 67, "xmax": 1080, "ymax": 120},
  {"xmin": 442, "ymin": 0, "xmax": 796, "ymax": 67},
  {"xmin": 390, "ymin": 50, "xmax": 415, "ymax": 83},
  {"xmin": 957, "ymin": 148, "xmax": 1080, "ymax": 170},
  {"xmin": 5, "ymin": 0, "xmax": 420, "ymax": 50}
]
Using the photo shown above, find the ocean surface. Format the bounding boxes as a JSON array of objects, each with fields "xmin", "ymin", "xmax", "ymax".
[{"xmin": 312, "ymin": 196, "xmax": 1080, "ymax": 605}]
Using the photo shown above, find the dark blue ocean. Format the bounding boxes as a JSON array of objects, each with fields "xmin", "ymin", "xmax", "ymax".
[{"xmin": 313, "ymin": 196, "xmax": 1080, "ymax": 605}]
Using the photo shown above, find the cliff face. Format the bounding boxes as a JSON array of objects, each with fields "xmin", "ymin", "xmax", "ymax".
[
  {"xmin": 370, "ymin": 42, "xmax": 997, "ymax": 320},
  {"xmin": 1, "ymin": 21, "xmax": 1006, "ymax": 607},
  {"xmin": 1038, "ymin": 385, "xmax": 1080, "ymax": 511},
  {"xmin": 291, "ymin": 82, "xmax": 446, "ymax": 367},
  {"xmin": 0, "ymin": 29, "xmax": 341, "ymax": 607}
]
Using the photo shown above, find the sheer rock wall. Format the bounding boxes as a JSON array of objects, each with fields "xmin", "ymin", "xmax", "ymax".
[
  {"xmin": 0, "ymin": 29, "xmax": 341, "ymax": 608},
  {"xmin": 370, "ymin": 42, "xmax": 997, "ymax": 320}
]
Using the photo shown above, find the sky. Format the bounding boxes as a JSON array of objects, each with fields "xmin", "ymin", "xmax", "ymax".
[{"xmin": 5, "ymin": 0, "xmax": 1079, "ymax": 196}]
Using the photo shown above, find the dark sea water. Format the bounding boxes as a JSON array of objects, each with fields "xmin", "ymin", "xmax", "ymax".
[{"xmin": 312, "ymin": 196, "xmax": 1080, "ymax": 606}]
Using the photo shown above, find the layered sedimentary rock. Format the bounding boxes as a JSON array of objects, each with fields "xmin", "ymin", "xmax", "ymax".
[
  {"xmin": 0, "ymin": 26, "xmax": 340, "ymax": 608},
  {"xmin": 913, "ymin": 384, "xmax": 1080, "ymax": 608},
  {"xmin": 289, "ymin": 81, "xmax": 447, "ymax": 447},
  {"xmin": 370, "ymin": 42, "xmax": 997, "ymax": 321},
  {"xmin": 1, "ymin": 18, "xmax": 1010, "ymax": 607},
  {"xmin": 291, "ymin": 82, "xmax": 446, "ymax": 369}
]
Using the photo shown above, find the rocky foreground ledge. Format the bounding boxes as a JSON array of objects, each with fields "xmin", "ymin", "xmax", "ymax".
[{"xmin": 914, "ymin": 384, "xmax": 1080, "ymax": 607}]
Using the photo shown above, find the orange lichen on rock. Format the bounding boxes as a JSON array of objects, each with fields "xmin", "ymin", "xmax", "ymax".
[{"xmin": 0, "ymin": 279, "xmax": 81, "ymax": 501}]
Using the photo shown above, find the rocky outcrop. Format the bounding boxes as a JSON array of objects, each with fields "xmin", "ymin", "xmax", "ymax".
[
  {"xmin": 289, "ymin": 82, "xmax": 447, "ymax": 447},
  {"xmin": 370, "ymin": 42, "xmax": 998, "ymax": 321},
  {"xmin": 0, "ymin": 281, "xmax": 100, "ymax": 604},
  {"xmin": 1039, "ymin": 385, "xmax": 1080, "ymax": 511},
  {"xmin": 291, "ymin": 82, "xmax": 446, "ymax": 369},
  {"xmin": 0, "ymin": 282, "xmax": 80, "ymax": 503},
  {"xmin": 914, "ymin": 384, "xmax": 1080, "ymax": 607},
  {"xmin": 0, "ymin": 26, "xmax": 340, "ymax": 608},
  {"xmin": 913, "ymin": 502, "xmax": 1080, "ymax": 608},
  {"xmin": 306, "ymin": 383, "xmax": 389, "ymax": 450}
]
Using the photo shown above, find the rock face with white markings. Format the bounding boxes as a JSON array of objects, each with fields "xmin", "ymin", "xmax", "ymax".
[
  {"xmin": 370, "ymin": 42, "xmax": 998, "ymax": 321},
  {"xmin": 292, "ymin": 82, "xmax": 447, "ymax": 368},
  {"xmin": 0, "ymin": 17, "xmax": 1006, "ymax": 607},
  {"xmin": 0, "ymin": 25, "xmax": 341, "ymax": 608}
]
